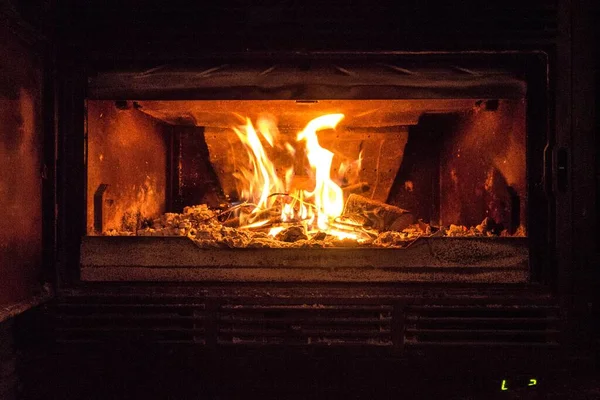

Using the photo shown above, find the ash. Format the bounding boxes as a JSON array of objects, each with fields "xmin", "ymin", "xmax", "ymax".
[{"xmin": 102, "ymin": 205, "xmax": 524, "ymax": 248}]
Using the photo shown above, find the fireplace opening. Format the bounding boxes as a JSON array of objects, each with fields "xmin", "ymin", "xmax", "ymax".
[
  {"xmin": 86, "ymin": 98, "xmax": 526, "ymax": 248},
  {"xmin": 79, "ymin": 58, "xmax": 538, "ymax": 282}
]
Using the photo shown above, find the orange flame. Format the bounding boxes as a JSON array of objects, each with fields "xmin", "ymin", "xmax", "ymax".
[
  {"xmin": 234, "ymin": 113, "xmax": 359, "ymax": 241},
  {"xmin": 233, "ymin": 118, "xmax": 285, "ymax": 215},
  {"xmin": 296, "ymin": 114, "xmax": 345, "ymax": 231}
]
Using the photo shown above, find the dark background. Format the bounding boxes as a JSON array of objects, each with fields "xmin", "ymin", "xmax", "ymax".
[
  {"xmin": 0, "ymin": 0, "xmax": 598, "ymax": 399},
  {"xmin": 13, "ymin": 0, "xmax": 566, "ymax": 56}
]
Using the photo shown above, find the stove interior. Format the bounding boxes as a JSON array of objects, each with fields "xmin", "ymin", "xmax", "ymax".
[{"xmin": 86, "ymin": 97, "xmax": 526, "ymax": 249}]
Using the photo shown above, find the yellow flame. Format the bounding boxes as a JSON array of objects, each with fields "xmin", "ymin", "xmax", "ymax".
[
  {"xmin": 233, "ymin": 118, "xmax": 285, "ymax": 214},
  {"xmin": 233, "ymin": 113, "xmax": 363, "ymax": 241},
  {"xmin": 297, "ymin": 114, "xmax": 345, "ymax": 231},
  {"xmin": 268, "ymin": 226, "xmax": 285, "ymax": 237},
  {"xmin": 327, "ymin": 229, "xmax": 358, "ymax": 241}
]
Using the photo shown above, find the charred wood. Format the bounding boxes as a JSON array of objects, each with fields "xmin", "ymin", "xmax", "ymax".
[{"xmin": 343, "ymin": 194, "xmax": 414, "ymax": 232}]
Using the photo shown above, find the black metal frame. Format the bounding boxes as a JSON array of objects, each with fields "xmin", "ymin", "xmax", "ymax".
[{"xmin": 59, "ymin": 51, "xmax": 551, "ymax": 284}]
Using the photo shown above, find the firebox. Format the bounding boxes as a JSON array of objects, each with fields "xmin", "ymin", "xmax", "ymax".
[{"xmin": 80, "ymin": 55, "xmax": 542, "ymax": 284}]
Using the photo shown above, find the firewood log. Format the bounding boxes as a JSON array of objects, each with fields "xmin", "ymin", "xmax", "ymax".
[
  {"xmin": 343, "ymin": 194, "xmax": 414, "ymax": 232},
  {"xmin": 222, "ymin": 206, "xmax": 279, "ymax": 228}
]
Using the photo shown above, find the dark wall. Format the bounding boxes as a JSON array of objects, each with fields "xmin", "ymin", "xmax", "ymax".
[
  {"xmin": 0, "ymin": 19, "xmax": 44, "ymax": 305},
  {"xmin": 46, "ymin": 0, "xmax": 560, "ymax": 64},
  {"xmin": 439, "ymin": 100, "xmax": 527, "ymax": 231}
]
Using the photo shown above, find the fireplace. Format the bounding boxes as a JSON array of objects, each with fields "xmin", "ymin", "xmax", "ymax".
[
  {"xmin": 1, "ymin": 0, "xmax": 597, "ymax": 398},
  {"xmin": 80, "ymin": 55, "xmax": 539, "ymax": 283},
  {"xmin": 46, "ymin": 51, "xmax": 564, "ymax": 350},
  {"xmin": 53, "ymin": 52, "xmax": 567, "ymax": 347}
]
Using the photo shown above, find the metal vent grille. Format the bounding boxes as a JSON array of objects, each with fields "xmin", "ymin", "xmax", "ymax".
[
  {"xmin": 218, "ymin": 304, "xmax": 393, "ymax": 346},
  {"xmin": 53, "ymin": 296, "xmax": 206, "ymax": 344},
  {"xmin": 404, "ymin": 305, "xmax": 560, "ymax": 347}
]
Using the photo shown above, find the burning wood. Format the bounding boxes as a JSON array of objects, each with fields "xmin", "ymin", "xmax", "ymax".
[
  {"xmin": 100, "ymin": 202, "xmax": 525, "ymax": 249},
  {"xmin": 343, "ymin": 194, "xmax": 414, "ymax": 232},
  {"xmin": 190, "ymin": 113, "xmax": 416, "ymax": 243}
]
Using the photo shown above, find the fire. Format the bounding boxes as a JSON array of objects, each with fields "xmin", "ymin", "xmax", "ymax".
[
  {"xmin": 232, "ymin": 117, "xmax": 286, "ymax": 217},
  {"xmin": 234, "ymin": 113, "xmax": 360, "ymax": 241},
  {"xmin": 296, "ymin": 113, "xmax": 345, "ymax": 231}
]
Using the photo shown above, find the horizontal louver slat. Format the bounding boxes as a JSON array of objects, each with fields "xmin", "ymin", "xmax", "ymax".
[
  {"xmin": 218, "ymin": 304, "xmax": 392, "ymax": 346},
  {"xmin": 53, "ymin": 296, "xmax": 206, "ymax": 344},
  {"xmin": 404, "ymin": 305, "xmax": 560, "ymax": 347}
]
